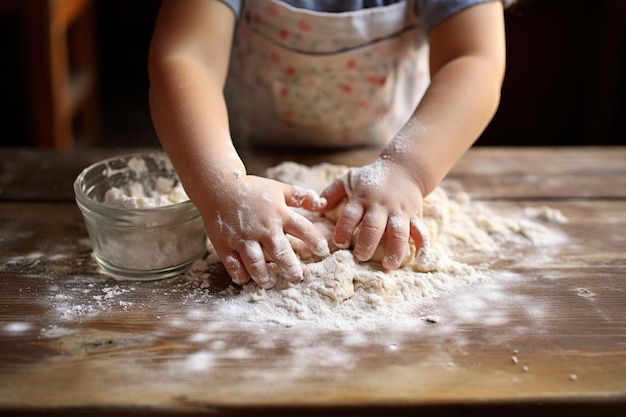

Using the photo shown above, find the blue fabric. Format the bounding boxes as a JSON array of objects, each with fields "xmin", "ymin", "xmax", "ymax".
[
  {"xmin": 418, "ymin": 0, "xmax": 515, "ymax": 31},
  {"xmin": 216, "ymin": 0, "xmax": 512, "ymax": 32}
]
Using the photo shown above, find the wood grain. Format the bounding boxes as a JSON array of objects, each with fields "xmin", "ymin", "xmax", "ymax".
[{"xmin": 0, "ymin": 147, "xmax": 625, "ymax": 416}]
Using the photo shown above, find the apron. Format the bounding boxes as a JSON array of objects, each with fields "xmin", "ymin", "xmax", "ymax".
[{"xmin": 224, "ymin": 0, "xmax": 430, "ymax": 148}]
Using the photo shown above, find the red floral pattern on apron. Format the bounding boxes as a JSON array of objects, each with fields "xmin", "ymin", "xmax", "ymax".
[{"xmin": 225, "ymin": 0, "xmax": 429, "ymax": 147}]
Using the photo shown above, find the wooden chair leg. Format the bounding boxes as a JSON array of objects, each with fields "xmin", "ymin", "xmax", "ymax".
[
  {"xmin": 22, "ymin": 0, "xmax": 69, "ymax": 148},
  {"xmin": 22, "ymin": 0, "xmax": 99, "ymax": 149},
  {"xmin": 67, "ymin": 0, "xmax": 100, "ymax": 147}
]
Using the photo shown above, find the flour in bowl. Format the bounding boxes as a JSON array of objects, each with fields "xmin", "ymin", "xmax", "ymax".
[
  {"xmin": 103, "ymin": 156, "xmax": 189, "ymax": 209},
  {"xmin": 76, "ymin": 153, "xmax": 205, "ymax": 279}
]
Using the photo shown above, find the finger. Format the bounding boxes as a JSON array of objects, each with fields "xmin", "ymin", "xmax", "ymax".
[
  {"xmin": 410, "ymin": 218, "xmax": 428, "ymax": 254},
  {"xmin": 382, "ymin": 215, "xmax": 410, "ymax": 270},
  {"xmin": 333, "ymin": 201, "xmax": 364, "ymax": 249},
  {"xmin": 221, "ymin": 251, "xmax": 250, "ymax": 286},
  {"xmin": 263, "ymin": 234, "xmax": 304, "ymax": 283},
  {"xmin": 284, "ymin": 210, "xmax": 330, "ymax": 257},
  {"xmin": 320, "ymin": 177, "xmax": 348, "ymax": 210},
  {"xmin": 353, "ymin": 209, "xmax": 386, "ymax": 262},
  {"xmin": 241, "ymin": 241, "xmax": 274, "ymax": 289},
  {"xmin": 284, "ymin": 185, "xmax": 327, "ymax": 211}
]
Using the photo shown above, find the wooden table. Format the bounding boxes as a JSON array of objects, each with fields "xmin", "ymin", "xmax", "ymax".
[{"xmin": 1, "ymin": 146, "xmax": 625, "ymax": 416}]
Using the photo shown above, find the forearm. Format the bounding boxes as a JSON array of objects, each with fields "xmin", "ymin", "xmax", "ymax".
[
  {"xmin": 382, "ymin": 1, "xmax": 506, "ymax": 196},
  {"xmin": 148, "ymin": 0, "xmax": 241, "ymax": 213},
  {"xmin": 149, "ymin": 56, "xmax": 244, "ymax": 212},
  {"xmin": 385, "ymin": 55, "xmax": 503, "ymax": 195}
]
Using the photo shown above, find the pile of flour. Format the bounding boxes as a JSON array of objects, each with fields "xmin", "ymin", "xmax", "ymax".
[{"xmin": 181, "ymin": 162, "xmax": 566, "ymax": 329}]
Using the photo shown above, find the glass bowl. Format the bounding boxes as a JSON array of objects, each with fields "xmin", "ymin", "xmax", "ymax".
[{"xmin": 74, "ymin": 152, "xmax": 207, "ymax": 280}]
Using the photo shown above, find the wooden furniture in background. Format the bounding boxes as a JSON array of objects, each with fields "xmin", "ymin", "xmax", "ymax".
[{"xmin": 8, "ymin": 0, "xmax": 100, "ymax": 148}]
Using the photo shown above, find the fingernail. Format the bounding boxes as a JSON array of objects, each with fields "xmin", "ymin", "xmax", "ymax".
[
  {"xmin": 232, "ymin": 276, "xmax": 250, "ymax": 286},
  {"xmin": 289, "ymin": 186, "xmax": 307, "ymax": 207},
  {"xmin": 333, "ymin": 239, "xmax": 350, "ymax": 249},
  {"xmin": 283, "ymin": 264, "xmax": 304, "ymax": 283},
  {"xmin": 254, "ymin": 273, "xmax": 271, "ymax": 285},
  {"xmin": 354, "ymin": 250, "xmax": 370, "ymax": 262},
  {"xmin": 311, "ymin": 196, "xmax": 327, "ymax": 210},
  {"xmin": 313, "ymin": 239, "xmax": 330, "ymax": 256},
  {"xmin": 286, "ymin": 272, "xmax": 304, "ymax": 284},
  {"xmin": 382, "ymin": 255, "xmax": 401, "ymax": 270},
  {"xmin": 255, "ymin": 275, "xmax": 276, "ymax": 289}
]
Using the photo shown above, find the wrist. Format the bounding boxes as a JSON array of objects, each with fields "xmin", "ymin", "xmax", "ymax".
[
  {"xmin": 172, "ymin": 150, "xmax": 246, "ymax": 210},
  {"xmin": 379, "ymin": 116, "xmax": 464, "ymax": 197}
]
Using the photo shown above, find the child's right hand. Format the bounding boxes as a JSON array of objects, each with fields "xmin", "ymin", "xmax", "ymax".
[{"xmin": 201, "ymin": 175, "xmax": 330, "ymax": 289}]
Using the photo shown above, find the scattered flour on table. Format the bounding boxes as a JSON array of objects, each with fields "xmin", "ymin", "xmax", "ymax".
[
  {"xmin": 180, "ymin": 162, "xmax": 568, "ymax": 330},
  {"xmin": 524, "ymin": 205, "xmax": 569, "ymax": 224},
  {"xmin": 45, "ymin": 283, "xmax": 138, "ymax": 320},
  {"xmin": 3, "ymin": 322, "xmax": 33, "ymax": 333}
]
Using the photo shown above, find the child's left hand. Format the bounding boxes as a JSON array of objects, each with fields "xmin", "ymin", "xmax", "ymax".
[{"xmin": 320, "ymin": 158, "xmax": 427, "ymax": 270}]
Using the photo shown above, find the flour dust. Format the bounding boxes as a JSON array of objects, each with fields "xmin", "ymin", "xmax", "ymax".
[{"xmin": 178, "ymin": 162, "xmax": 568, "ymax": 331}]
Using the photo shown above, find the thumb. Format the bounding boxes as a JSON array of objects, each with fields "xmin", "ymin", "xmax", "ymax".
[
  {"xmin": 283, "ymin": 184, "xmax": 327, "ymax": 211},
  {"xmin": 320, "ymin": 177, "xmax": 348, "ymax": 211}
]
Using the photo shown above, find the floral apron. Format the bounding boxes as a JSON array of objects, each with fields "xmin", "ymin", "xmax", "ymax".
[{"xmin": 224, "ymin": 0, "xmax": 429, "ymax": 147}]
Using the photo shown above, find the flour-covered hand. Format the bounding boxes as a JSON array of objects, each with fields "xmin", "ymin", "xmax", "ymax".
[
  {"xmin": 321, "ymin": 159, "xmax": 426, "ymax": 270},
  {"xmin": 203, "ymin": 175, "xmax": 329, "ymax": 289}
]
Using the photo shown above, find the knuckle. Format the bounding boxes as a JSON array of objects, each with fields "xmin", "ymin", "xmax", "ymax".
[
  {"xmin": 389, "ymin": 230, "xmax": 408, "ymax": 243},
  {"xmin": 359, "ymin": 223, "xmax": 382, "ymax": 239},
  {"xmin": 273, "ymin": 245, "xmax": 292, "ymax": 262},
  {"xmin": 341, "ymin": 203, "xmax": 361, "ymax": 220}
]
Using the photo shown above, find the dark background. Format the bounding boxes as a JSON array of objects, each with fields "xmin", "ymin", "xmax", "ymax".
[{"xmin": 1, "ymin": 0, "xmax": 625, "ymax": 148}]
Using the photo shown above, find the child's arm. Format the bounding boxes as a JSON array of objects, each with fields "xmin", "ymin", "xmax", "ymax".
[
  {"xmin": 322, "ymin": 1, "xmax": 506, "ymax": 269},
  {"xmin": 149, "ymin": 0, "xmax": 329, "ymax": 288}
]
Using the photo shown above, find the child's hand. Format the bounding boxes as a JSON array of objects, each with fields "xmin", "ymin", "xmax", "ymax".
[
  {"xmin": 203, "ymin": 175, "xmax": 330, "ymax": 289},
  {"xmin": 320, "ymin": 159, "xmax": 426, "ymax": 270}
]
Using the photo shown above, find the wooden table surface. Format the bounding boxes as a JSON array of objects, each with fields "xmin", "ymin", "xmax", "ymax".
[{"xmin": 1, "ymin": 146, "xmax": 625, "ymax": 416}]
